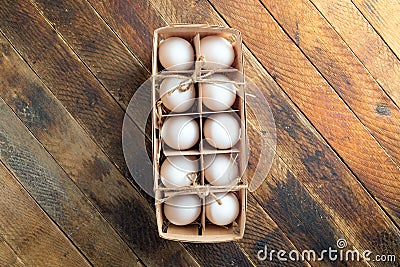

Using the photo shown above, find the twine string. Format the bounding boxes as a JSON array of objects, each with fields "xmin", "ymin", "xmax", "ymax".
[
  {"xmin": 186, "ymin": 172, "xmax": 199, "ymax": 185},
  {"xmin": 157, "ymin": 55, "xmax": 244, "ymax": 99},
  {"xmin": 155, "ymin": 184, "xmax": 225, "ymax": 205},
  {"xmin": 155, "ymin": 101, "xmax": 164, "ymax": 167}
]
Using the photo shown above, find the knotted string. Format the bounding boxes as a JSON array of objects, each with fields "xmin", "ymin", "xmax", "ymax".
[
  {"xmin": 156, "ymin": 56, "xmax": 245, "ymax": 98},
  {"xmin": 155, "ymin": 184, "xmax": 247, "ymax": 205}
]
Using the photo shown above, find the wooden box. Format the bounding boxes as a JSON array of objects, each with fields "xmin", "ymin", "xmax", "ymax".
[{"xmin": 152, "ymin": 24, "xmax": 247, "ymax": 242}]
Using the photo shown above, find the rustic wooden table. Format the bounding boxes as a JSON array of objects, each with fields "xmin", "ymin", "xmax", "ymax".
[{"xmin": 1, "ymin": 0, "xmax": 399, "ymax": 266}]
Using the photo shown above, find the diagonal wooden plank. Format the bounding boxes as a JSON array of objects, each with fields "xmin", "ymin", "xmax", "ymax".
[
  {"xmin": 30, "ymin": 0, "xmax": 148, "ymax": 109},
  {"xmin": 0, "ymin": 238, "xmax": 25, "ymax": 267},
  {"xmin": 309, "ymin": 0, "xmax": 400, "ymax": 108},
  {"xmin": 258, "ymin": 0, "xmax": 400, "ymax": 176},
  {"xmin": 0, "ymin": 162, "xmax": 90, "ymax": 266},
  {"xmin": 242, "ymin": 193, "xmax": 312, "ymax": 266},
  {"xmin": 92, "ymin": 0, "xmax": 400, "ymax": 264},
  {"xmin": 0, "ymin": 99, "xmax": 143, "ymax": 266},
  {"xmin": 207, "ymin": 0, "xmax": 400, "ymax": 224},
  {"xmin": 0, "ymin": 33, "xmax": 197, "ymax": 267},
  {"xmin": 351, "ymin": 0, "xmax": 400, "ymax": 61},
  {"xmin": 0, "ymin": 35, "xmax": 147, "ymax": 265}
]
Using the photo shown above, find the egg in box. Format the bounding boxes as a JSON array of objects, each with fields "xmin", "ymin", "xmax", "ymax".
[{"xmin": 152, "ymin": 24, "xmax": 247, "ymax": 242}]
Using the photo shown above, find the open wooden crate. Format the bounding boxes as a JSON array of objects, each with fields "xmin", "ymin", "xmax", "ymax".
[{"xmin": 152, "ymin": 24, "xmax": 247, "ymax": 242}]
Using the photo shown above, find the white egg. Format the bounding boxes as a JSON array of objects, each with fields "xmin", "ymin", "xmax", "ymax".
[
  {"xmin": 161, "ymin": 116, "xmax": 199, "ymax": 150},
  {"xmin": 158, "ymin": 37, "xmax": 194, "ymax": 70},
  {"xmin": 200, "ymin": 36, "xmax": 235, "ymax": 69},
  {"xmin": 206, "ymin": 193, "xmax": 239, "ymax": 225},
  {"xmin": 204, "ymin": 154, "xmax": 238, "ymax": 186},
  {"xmin": 160, "ymin": 156, "xmax": 198, "ymax": 187},
  {"xmin": 160, "ymin": 78, "xmax": 195, "ymax": 112},
  {"xmin": 201, "ymin": 74, "xmax": 236, "ymax": 111},
  {"xmin": 203, "ymin": 113, "xmax": 240, "ymax": 149},
  {"xmin": 164, "ymin": 194, "xmax": 201, "ymax": 225}
]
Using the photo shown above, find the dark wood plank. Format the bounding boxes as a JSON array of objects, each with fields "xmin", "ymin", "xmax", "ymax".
[
  {"xmin": 0, "ymin": 33, "xmax": 197, "ymax": 267},
  {"xmin": 31, "ymin": 0, "xmax": 148, "ymax": 109},
  {"xmin": 0, "ymin": 99, "xmax": 142, "ymax": 266},
  {"xmin": 351, "ymin": 0, "xmax": 400, "ymax": 60},
  {"xmin": 86, "ymin": 0, "xmax": 174, "ymax": 68},
  {"xmin": 207, "ymin": 0, "xmax": 400, "ymax": 224},
  {"xmin": 242, "ymin": 194, "xmax": 311, "ymax": 266},
  {"xmin": 0, "ymin": 238, "xmax": 25, "ymax": 267},
  {"xmin": 0, "ymin": 161, "xmax": 90, "ymax": 266},
  {"xmin": 87, "ymin": 0, "xmax": 163, "ymax": 71},
  {"xmin": 259, "ymin": 0, "xmax": 400, "ymax": 176},
  {"xmin": 0, "ymin": 0, "xmax": 133, "ymax": 187},
  {"xmin": 310, "ymin": 0, "xmax": 400, "ymax": 108}
]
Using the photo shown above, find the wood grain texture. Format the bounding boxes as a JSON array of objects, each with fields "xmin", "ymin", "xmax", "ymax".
[
  {"xmin": 245, "ymin": 53, "xmax": 400, "ymax": 266},
  {"xmin": 31, "ymin": 0, "xmax": 148, "ymax": 109},
  {"xmin": 310, "ymin": 0, "xmax": 400, "ymax": 108},
  {"xmin": 352, "ymin": 0, "xmax": 400, "ymax": 60},
  {"xmin": 260, "ymin": 0, "xmax": 400, "ymax": 169},
  {"xmin": 0, "ymin": 161, "xmax": 90, "ymax": 266},
  {"xmin": 0, "ymin": 238, "xmax": 25, "ymax": 267},
  {"xmin": 85, "ymin": 0, "xmax": 162, "ymax": 80},
  {"xmin": 96, "ymin": 0, "xmax": 400, "ymax": 264},
  {"xmin": 0, "ymin": 97, "xmax": 141, "ymax": 266},
  {"xmin": 0, "ymin": 33, "xmax": 197, "ymax": 267},
  {"xmin": 87, "ymin": 0, "xmax": 164, "ymax": 71},
  {"xmin": 207, "ymin": 0, "xmax": 400, "ymax": 224},
  {"xmin": 241, "ymin": 194, "xmax": 311, "ymax": 266},
  {"xmin": 0, "ymin": 0, "xmax": 133, "ymax": 187},
  {"xmin": 29, "ymin": 0, "xmax": 154, "ymax": 177}
]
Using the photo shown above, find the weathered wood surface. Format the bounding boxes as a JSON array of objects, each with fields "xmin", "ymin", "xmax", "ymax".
[
  {"xmin": 0, "ymin": 238, "xmax": 25, "ymax": 267},
  {"xmin": 0, "ymin": 161, "xmax": 90, "ymax": 266},
  {"xmin": 207, "ymin": 0, "xmax": 400, "ymax": 224},
  {"xmin": 0, "ymin": 0, "xmax": 399, "ymax": 266}
]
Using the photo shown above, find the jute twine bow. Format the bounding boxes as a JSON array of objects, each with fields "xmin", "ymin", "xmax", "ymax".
[
  {"xmin": 156, "ymin": 55, "xmax": 245, "ymax": 98},
  {"xmin": 156, "ymin": 184, "xmax": 240, "ymax": 206}
]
